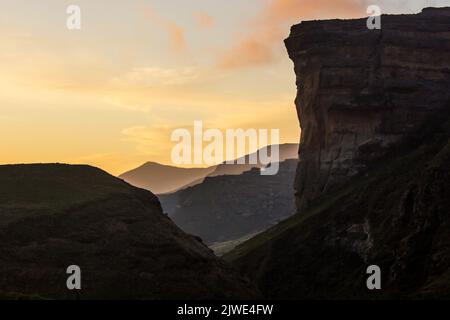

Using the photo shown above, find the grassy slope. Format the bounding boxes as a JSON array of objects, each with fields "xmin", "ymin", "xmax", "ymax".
[
  {"xmin": 0, "ymin": 164, "xmax": 259, "ymax": 299},
  {"xmin": 0, "ymin": 164, "xmax": 140, "ymax": 228},
  {"xmin": 0, "ymin": 164, "xmax": 134, "ymax": 207}
]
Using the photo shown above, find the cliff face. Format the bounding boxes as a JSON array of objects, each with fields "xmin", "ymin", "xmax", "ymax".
[
  {"xmin": 285, "ymin": 7, "xmax": 450, "ymax": 211},
  {"xmin": 227, "ymin": 8, "xmax": 450, "ymax": 299},
  {"xmin": 227, "ymin": 118, "xmax": 450, "ymax": 298}
]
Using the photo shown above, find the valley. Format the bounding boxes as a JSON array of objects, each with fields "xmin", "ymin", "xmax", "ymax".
[{"xmin": 159, "ymin": 159, "xmax": 297, "ymax": 245}]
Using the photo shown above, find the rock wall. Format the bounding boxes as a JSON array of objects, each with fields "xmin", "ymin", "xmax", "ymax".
[{"xmin": 285, "ymin": 7, "xmax": 450, "ymax": 211}]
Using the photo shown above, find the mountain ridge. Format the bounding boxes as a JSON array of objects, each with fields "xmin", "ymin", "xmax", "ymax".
[
  {"xmin": 0, "ymin": 163, "xmax": 259, "ymax": 299},
  {"xmin": 119, "ymin": 143, "xmax": 298, "ymax": 195},
  {"xmin": 160, "ymin": 159, "xmax": 297, "ymax": 244}
]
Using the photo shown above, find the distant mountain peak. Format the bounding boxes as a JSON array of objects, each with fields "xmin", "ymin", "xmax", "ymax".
[{"xmin": 119, "ymin": 144, "xmax": 298, "ymax": 194}]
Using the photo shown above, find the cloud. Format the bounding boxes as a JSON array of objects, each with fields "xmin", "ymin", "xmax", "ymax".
[
  {"xmin": 218, "ymin": 39, "xmax": 273, "ymax": 69},
  {"xmin": 104, "ymin": 66, "xmax": 213, "ymax": 111},
  {"xmin": 111, "ymin": 66, "xmax": 201, "ymax": 87},
  {"xmin": 373, "ymin": 0, "xmax": 450, "ymax": 13},
  {"xmin": 217, "ymin": 0, "xmax": 367, "ymax": 69},
  {"xmin": 143, "ymin": 8, "xmax": 187, "ymax": 55},
  {"xmin": 122, "ymin": 124, "xmax": 181, "ymax": 160},
  {"xmin": 195, "ymin": 11, "xmax": 215, "ymax": 30},
  {"xmin": 120, "ymin": 99, "xmax": 301, "ymax": 166},
  {"xmin": 166, "ymin": 23, "xmax": 187, "ymax": 54}
]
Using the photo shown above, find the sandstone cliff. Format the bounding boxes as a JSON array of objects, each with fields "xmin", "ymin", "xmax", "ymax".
[
  {"xmin": 227, "ymin": 8, "xmax": 450, "ymax": 299},
  {"xmin": 285, "ymin": 7, "xmax": 450, "ymax": 210}
]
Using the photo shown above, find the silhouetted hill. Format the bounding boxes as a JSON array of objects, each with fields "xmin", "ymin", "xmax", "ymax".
[
  {"xmin": 0, "ymin": 164, "xmax": 258, "ymax": 299},
  {"xmin": 119, "ymin": 144, "xmax": 298, "ymax": 195},
  {"xmin": 208, "ymin": 144, "xmax": 299, "ymax": 177},
  {"xmin": 159, "ymin": 160, "xmax": 297, "ymax": 244},
  {"xmin": 119, "ymin": 162, "xmax": 215, "ymax": 195}
]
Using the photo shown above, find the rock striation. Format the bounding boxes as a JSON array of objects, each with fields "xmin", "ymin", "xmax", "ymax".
[{"xmin": 285, "ymin": 7, "xmax": 450, "ymax": 211}]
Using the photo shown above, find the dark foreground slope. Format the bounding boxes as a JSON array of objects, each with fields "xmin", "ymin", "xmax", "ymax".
[
  {"xmin": 160, "ymin": 160, "xmax": 297, "ymax": 244},
  {"xmin": 0, "ymin": 164, "xmax": 258, "ymax": 299},
  {"xmin": 225, "ymin": 115, "xmax": 450, "ymax": 299}
]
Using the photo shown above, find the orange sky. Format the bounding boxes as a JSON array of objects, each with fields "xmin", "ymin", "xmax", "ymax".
[{"xmin": 0, "ymin": 0, "xmax": 445, "ymax": 174}]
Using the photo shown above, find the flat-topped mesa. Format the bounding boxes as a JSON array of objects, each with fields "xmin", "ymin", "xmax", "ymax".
[{"xmin": 285, "ymin": 7, "xmax": 450, "ymax": 211}]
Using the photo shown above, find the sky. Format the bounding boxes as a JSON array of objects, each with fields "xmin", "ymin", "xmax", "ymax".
[{"xmin": 1, "ymin": 0, "xmax": 449, "ymax": 175}]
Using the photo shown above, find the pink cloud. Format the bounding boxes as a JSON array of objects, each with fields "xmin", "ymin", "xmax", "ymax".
[
  {"xmin": 218, "ymin": 39, "xmax": 273, "ymax": 69},
  {"xmin": 143, "ymin": 8, "xmax": 187, "ymax": 55},
  {"xmin": 195, "ymin": 11, "xmax": 214, "ymax": 30},
  {"xmin": 217, "ymin": 0, "xmax": 366, "ymax": 69}
]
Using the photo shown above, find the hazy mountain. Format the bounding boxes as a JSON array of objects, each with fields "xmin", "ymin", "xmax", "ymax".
[
  {"xmin": 119, "ymin": 162, "xmax": 215, "ymax": 195},
  {"xmin": 0, "ymin": 164, "xmax": 258, "ymax": 299},
  {"xmin": 159, "ymin": 159, "xmax": 297, "ymax": 244},
  {"xmin": 119, "ymin": 143, "xmax": 298, "ymax": 195},
  {"xmin": 208, "ymin": 143, "xmax": 299, "ymax": 177}
]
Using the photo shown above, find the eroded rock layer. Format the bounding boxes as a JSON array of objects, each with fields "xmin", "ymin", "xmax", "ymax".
[{"xmin": 285, "ymin": 7, "xmax": 450, "ymax": 210}]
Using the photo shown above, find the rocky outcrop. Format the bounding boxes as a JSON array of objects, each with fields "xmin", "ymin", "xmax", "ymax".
[
  {"xmin": 227, "ymin": 100, "xmax": 450, "ymax": 300},
  {"xmin": 285, "ymin": 7, "xmax": 450, "ymax": 211}
]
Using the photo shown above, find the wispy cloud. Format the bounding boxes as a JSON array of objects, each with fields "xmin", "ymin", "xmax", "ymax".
[
  {"xmin": 217, "ymin": 0, "xmax": 366, "ymax": 69},
  {"xmin": 121, "ymin": 124, "xmax": 181, "ymax": 160},
  {"xmin": 143, "ymin": 7, "xmax": 187, "ymax": 55},
  {"xmin": 218, "ymin": 39, "xmax": 273, "ymax": 69},
  {"xmin": 194, "ymin": 11, "xmax": 215, "ymax": 30},
  {"xmin": 111, "ymin": 66, "xmax": 201, "ymax": 87}
]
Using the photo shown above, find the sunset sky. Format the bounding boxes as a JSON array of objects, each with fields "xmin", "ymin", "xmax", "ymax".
[{"xmin": 1, "ymin": 0, "xmax": 448, "ymax": 174}]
